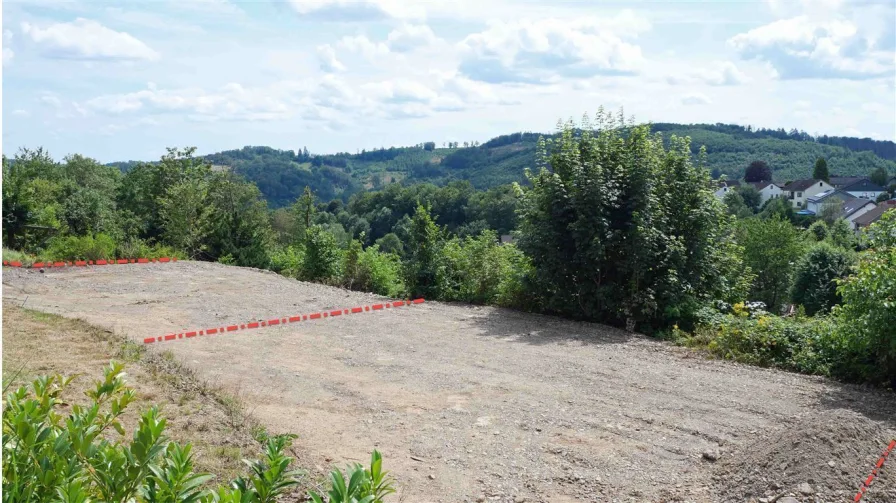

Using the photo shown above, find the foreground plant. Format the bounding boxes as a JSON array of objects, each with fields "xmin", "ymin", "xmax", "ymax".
[
  {"xmin": 2, "ymin": 362, "xmax": 305, "ymax": 503},
  {"xmin": 309, "ymin": 450, "xmax": 395, "ymax": 503}
]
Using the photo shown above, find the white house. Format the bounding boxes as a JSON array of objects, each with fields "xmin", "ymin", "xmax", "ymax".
[
  {"xmin": 842, "ymin": 199, "xmax": 878, "ymax": 230},
  {"xmin": 805, "ymin": 188, "xmax": 854, "ymax": 215},
  {"xmin": 713, "ymin": 180, "xmax": 740, "ymax": 200},
  {"xmin": 843, "ymin": 179, "xmax": 886, "ymax": 200},
  {"xmin": 748, "ymin": 181, "xmax": 783, "ymax": 206},
  {"xmin": 781, "ymin": 179, "xmax": 834, "ymax": 208}
]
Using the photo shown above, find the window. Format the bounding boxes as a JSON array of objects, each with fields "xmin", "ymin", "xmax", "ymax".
[{"xmin": 798, "ymin": 192, "xmax": 802, "ymax": 197}]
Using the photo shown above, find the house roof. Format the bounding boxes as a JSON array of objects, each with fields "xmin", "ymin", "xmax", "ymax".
[
  {"xmin": 749, "ymin": 181, "xmax": 780, "ymax": 191},
  {"xmin": 853, "ymin": 206, "xmax": 894, "ymax": 227},
  {"xmin": 715, "ymin": 179, "xmax": 740, "ymax": 188},
  {"xmin": 806, "ymin": 188, "xmax": 853, "ymax": 204},
  {"xmin": 842, "ymin": 179, "xmax": 886, "ymax": 192},
  {"xmin": 782, "ymin": 179, "xmax": 825, "ymax": 192},
  {"xmin": 829, "ymin": 176, "xmax": 865, "ymax": 188},
  {"xmin": 842, "ymin": 198, "xmax": 875, "ymax": 218}
]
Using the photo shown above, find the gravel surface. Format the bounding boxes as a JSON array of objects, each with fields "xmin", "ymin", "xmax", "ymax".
[{"xmin": 4, "ymin": 262, "xmax": 895, "ymax": 502}]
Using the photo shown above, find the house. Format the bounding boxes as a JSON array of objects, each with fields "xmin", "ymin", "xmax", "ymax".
[
  {"xmin": 829, "ymin": 175, "xmax": 865, "ymax": 189},
  {"xmin": 805, "ymin": 188, "xmax": 854, "ymax": 215},
  {"xmin": 713, "ymin": 179, "xmax": 740, "ymax": 200},
  {"xmin": 781, "ymin": 179, "xmax": 834, "ymax": 208},
  {"xmin": 842, "ymin": 179, "xmax": 886, "ymax": 200},
  {"xmin": 748, "ymin": 181, "xmax": 783, "ymax": 205},
  {"xmin": 500, "ymin": 234, "xmax": 515, "ymax": 245},
  {"xmin": 841, "ymin": 198, "xmax": 877, "ymax": 230},
  {"xmin": 852, "ymin": 204, "xmax": 895, "ymax": 230}
]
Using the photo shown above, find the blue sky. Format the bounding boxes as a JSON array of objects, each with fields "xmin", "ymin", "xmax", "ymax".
[{"xmin": 2, "ymin": 0, "xmax": 894, "ymax": 163}]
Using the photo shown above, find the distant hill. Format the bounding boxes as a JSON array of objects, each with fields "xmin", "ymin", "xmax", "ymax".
[{"xmin": 110, "ymin": 124, "xmax": 896, "ymax": 208}]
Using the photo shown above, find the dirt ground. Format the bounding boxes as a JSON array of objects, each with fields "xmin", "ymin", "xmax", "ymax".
[{"xmin": 3, "ymin": 262, "xmax": 895, "ymax": 503}]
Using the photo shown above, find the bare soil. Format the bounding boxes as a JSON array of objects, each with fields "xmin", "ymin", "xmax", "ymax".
[{"xmin": 3, "ymin": 262, "xmax": 895, "ymax": 502}]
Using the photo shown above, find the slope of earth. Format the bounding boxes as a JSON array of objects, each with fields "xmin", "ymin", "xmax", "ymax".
[{"xmin": 3, "ymin": 262, "xmax": 894, "ymax": 503}]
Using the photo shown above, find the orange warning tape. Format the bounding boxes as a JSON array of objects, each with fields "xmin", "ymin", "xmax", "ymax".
[
  {"xmin": 142, "ymin": 298, "xmax": 425, "ymax": 345},
  {"xmin": 854, "ymin": 439, "xmax": 896, "ymax": 501},
  {"xmin": 3, "ymin": 257, "xmax": 178, "ymax": 269}
]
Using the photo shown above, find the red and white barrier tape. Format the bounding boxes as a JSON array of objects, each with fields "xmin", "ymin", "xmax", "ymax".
[
  {"xmin": 3, "ymin": 257, "xmax": 178, "ymax": 269},
  {"xmin": 854, "ymin": 439, "xmax": 896, "ymax": 502},
  {"xmin": 142, "ymin": 298, "xmax": 425, "ymax": 345}
]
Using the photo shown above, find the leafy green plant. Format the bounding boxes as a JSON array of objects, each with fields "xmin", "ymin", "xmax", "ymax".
[
  {"xmin": 44, "ymin": 233, "xmax": 117, "ymax": 261},
  {"xmin": 308, "ymin": 450, "xmax": 395, "ymax": 503},
  {"xmin": 2, "ymin": 363, "xmax": 308, "ymax": 503}
]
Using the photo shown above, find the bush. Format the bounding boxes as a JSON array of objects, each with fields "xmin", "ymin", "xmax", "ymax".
[
  {"xmin": 833, "ymin": 210, "xmax": 896, "ymax": 387},
  {"xmin": 270, "ymin": 245, "xmax": 305, "ymax": 278},
  {"xmin": 308, "ymin": 450, "xmax": 395, "ymax": 503},
  {"xmin": 44, "ymin": 233, "xmax": 117, "ymax": 261},
  {"xmin": 790, "ymin": 243, "xmax": 855, "ymax": 315},
  {"xmin": 682, "ymin": 307, "xmax": 837, "ymax": 376},
  {"xmin": 300, "ymin": 225, "xmax": 342, "ymax": 283},
  {"xmin": 2, "ymin": 362, "xmax": 305, "ymax": 503},
  {"xmin": 807, "ymin": 220, "xmax": 828, "ymax": 241}
]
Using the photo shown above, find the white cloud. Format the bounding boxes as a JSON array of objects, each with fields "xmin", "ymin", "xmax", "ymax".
[
  {"xmin": 40, "ymin": 94, "xmax": 62, "ymax": 107},
  {"xmin": 20, "ymin": 18, "xmax": 160, "ymax": 61},
  {"xmin": 4, "ymin": 29, "xmax": 12, "ymax": 41},
  {"xmin": 287, "ymin": 0, "xmax": 423, "ymax": 21},
  {"xmin": 681, "ymin": 93, "xmax": 711, "ymax": 106},
  {"xmin": 105, "ymin": 8, "xmax": 205, "ymax": 34},
  {"xmin": 317, "ymin": 44, "xmax": 346, "ymax": 72},
  {"xmin": 386, "ymin": 23, "xmax": 438, "ymax": 52},
  {"xmin": 12, "ymin": 109, "xmax": 30, "ymax": 118},
  {"xmin": 170, "ymin": 0, "xmax": 243, "ymax": 16},
  {"xmin": 2, "ymin": 48, "xmax": 13, "ymax": 66},
  {"xmin": 728, "ymin": 14, "xmax": 894, "ymax": 79},
  {"xmin": 82, "ymin": 82, "xmax": 295, "ymax": 121},
  {"xmin": 666, "ymin": 61, "xmax": 746, "ymax": 86},
  {"xmin": 458, "ymin": 13, "xmax": 650, "ymax": 84},
  {"xmin": 337, "ymin": 34, "xmax": 389, "ymax": 60}
]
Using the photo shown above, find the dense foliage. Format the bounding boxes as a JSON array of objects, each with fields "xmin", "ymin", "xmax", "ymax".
[
  {"xmin": 516, "ymin": 112, "xmax": 748, "ymax": 332},
  {"xmin": 5, "ymin": 111, "xmax": 895, "ymax": 387},
  {"xmin": 2, "ymin": 363, "xmax": 396, "ymax": 502}
]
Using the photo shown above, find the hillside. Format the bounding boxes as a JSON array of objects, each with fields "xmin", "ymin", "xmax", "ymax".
[{"xmin": 111, "ymin": 124, "xmax": 896, "ymax": 208}]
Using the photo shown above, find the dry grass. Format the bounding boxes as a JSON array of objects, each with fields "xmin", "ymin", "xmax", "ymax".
[{"xmin": 1, "ymin": 301, "xmax": 301, "ymax": 483}]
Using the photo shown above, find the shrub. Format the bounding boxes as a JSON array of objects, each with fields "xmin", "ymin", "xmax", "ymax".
[
  {"xmin": 790, "ymin": 243, "xmax": 855, "ymax": 315},
  {"xmin": 2, "ymin": 362, "xmax": 305, "ymax": 503},
  {"xmin": 44, "ymin": 233, "xmax": 117, "ymax": 261},
  {"xmin": 833, "ymin": 210, "xmax": 896, "ymax": 387},
  {"xmin": 270, "ymin": 245, "xmax": 305, "ymax": 278},
  {"xmin": 683, "ymin": 309, "xmax": 837, "ymax": 376},
  {"xmin": 807, "ymin": 220, "xmax": 828, "ymax": 241},
  {"xmin": 301, "ymin": 225, "xmax": 342, "ymax": 283}
]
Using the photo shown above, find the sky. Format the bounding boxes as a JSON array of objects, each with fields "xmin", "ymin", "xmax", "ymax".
[{"xmin": 1, "ymin": 0, "xmax": 894, "ymax": 163}]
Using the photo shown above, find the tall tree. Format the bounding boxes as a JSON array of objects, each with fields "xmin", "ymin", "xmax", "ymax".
[
  {"xmin": 404, "ymin": 203, "xmax": 444, "ymax": 299},
  {"xmin": 813, "ymin": 157, "xmax": 830, "ymax": 182},
  {"xmin": 870, "ymin": 167, "xmax": 889, "ymax": 187},
  {"xmin": 517, "ymin": 110, "xmax": 748, "ymax": 332},
  {"xmin": 736, "ymin": 216, "xmax": 805, "ymax": 312},
  {"xmin": 790, "ymin": 242, "xmax": 854, "ymax": 315},
  {"xmin": 744, "ymin": 160, "xmax": 772, "ymax": 182}
]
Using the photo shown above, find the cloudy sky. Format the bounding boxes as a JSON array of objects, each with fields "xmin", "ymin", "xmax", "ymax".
[{"xmin": 2, "ymin": 0, "xmax": 894, "ymax": 163}]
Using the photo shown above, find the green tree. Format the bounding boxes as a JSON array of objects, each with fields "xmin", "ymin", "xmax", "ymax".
[
  {"xmin": 517, "ymin": 110, "xmax": 748, "ymax": 331},
  {"xmin": 736, "ymin": 216, "xmax": 806, "ymax": 312},
  {"xmin": 291, "ymin": 186, "xmax": 317, "ymax": 244},
  {"xmin": 723, "ymin": 190, "xmax": 754, "ymax": 219},
  {"xmin": 158, "ymin": 179, "xmax": 210, "ymax": 258},
  {"xmin": 759, "ymin": 197, "xmax": 796, "ymax": 223},
  {"xmin": 818, "ymin": 199, "xmax": 842, "ymax": 225},
  {"xmin": 374, "ymin": 233, "xmax": 403, "ymax": 256},
  {"xmin": 808, "ymin": 220, "xmax": 828, "ymax": 241},
  {"xmin": 739, "ymin": 185, "xmax": 762, "ymax": 213},
  {"xmin": 301, "ymin": 225, "xmax": 341, "ymax": 282},
  {"xmin": 813, "ymin": 157, "xmax": 829, "ymax": 182},
  {"xmin": 205, "ymin": 173, "xmax": 273, "ymax": 268},
  {"xmin": 835, "ymin": 209, "xmax": 896, "ymax": 387},
  {"xmin": 790, "ymin": 242, "xmax": 854, "ymax": 315},
  {"xmin": 870, "ymin": 166, "xmax": 888, "ymax": 187},
  {"xmin": 404, "ymin": 203, "xmax": 444, "ymax": 299},
  {"xmin": 827, "ymin": 217, "xmax": 855, "ymax": 250}
]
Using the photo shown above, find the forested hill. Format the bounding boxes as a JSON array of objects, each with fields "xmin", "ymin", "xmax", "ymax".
[{"xmin": 111, "ymin": 123, "xmax": 896, "ymax": 208}]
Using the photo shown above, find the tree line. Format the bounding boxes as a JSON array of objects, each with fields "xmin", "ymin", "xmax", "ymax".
[{"xmin": 4, "ymin": 110, "xmax": 894, "ymax": 387}]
